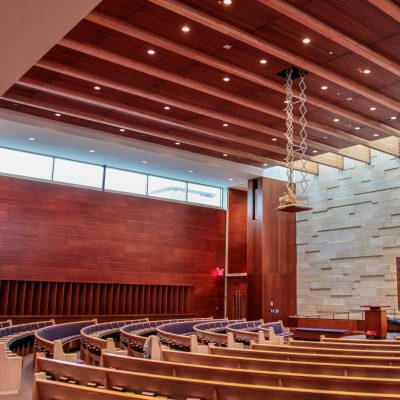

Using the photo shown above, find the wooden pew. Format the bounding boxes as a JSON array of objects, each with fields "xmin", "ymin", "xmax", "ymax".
[
  {"xmin": 290, "ymin": 338, "xmax": 400, "ymax": 351},
  {"xmin": 161, "ymin": 348, "xmax": 400, "ymax": 378},
  {"xmin": 33, "ymin": 373, "xmax": 148, "ymax": 400},
  {"xmin": 80, "ymin": 319, "xmax": 148, "ymax": 365},
  {"xmin": 0, "ymin": 320, "xmax": 12, "ymax": 328},
  {"xmin": 210, "ymin": 346, "xmax": 400, "ymax": 366},
  {"xmin": 0, "ymin": 342, "xmax": 22, "ymax": 395},
  {"xmin": 35, "ymin": 319, "xmax": 96, "ymax": 362},
  {"xmin": 252, "ymin": 342, "xmax": 400, "ymax": 357},
  {"xmin": 101, "ymin": 352, "xmax": 400, "ymax": 394},
  {"xmin": 322, "ymin": 337, "xmax": 400, "ymax": 345},
  {"xmin": 33, "ymin": 355, "xmax": 400, "ymax": 400}
]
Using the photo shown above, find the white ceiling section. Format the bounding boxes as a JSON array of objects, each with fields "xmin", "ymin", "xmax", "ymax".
[
  {"xmin": 0, "ymin": 110, "xmax": 262, "ymax": 188},
  {"xmin": 0, "ymin": 0, "xmax": 101, "ymax": 96}
]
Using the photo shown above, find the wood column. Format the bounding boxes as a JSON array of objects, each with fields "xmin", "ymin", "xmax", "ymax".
[{"xmin": 247, "ymin": 177, "xmax": 297, "ymax": 323}]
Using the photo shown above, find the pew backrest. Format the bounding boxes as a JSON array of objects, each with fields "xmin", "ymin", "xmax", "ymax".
[
  {"xmin": 100, "ymin": 352, "xmax": 400, "ymax": 394},
  {"xmin": 34, "ymin": 355, "xmax": 400, "ymax": 400}
]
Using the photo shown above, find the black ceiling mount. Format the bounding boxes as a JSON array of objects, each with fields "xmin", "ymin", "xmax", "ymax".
[{"xmin": 276, "ymin": 66, "xmax": 309, "ymax": 80}]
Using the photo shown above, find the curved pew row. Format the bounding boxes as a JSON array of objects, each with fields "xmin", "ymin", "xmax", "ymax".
[
  {"xmin": 35, "ymin": 319, "xmax": 96, "ymax": 362},
  {"xmin": 0, "ymin": 320, "xmax": 12, "ymax": 328},
  {"xmin": 224, "ymin": 319, "xmax": 293, "ymax": 345},
  {"xmin": 34, "ymin": 356, "xmax": 400, "ymax": 400},
  {"xmin": 322, "ymin": 337, "xmax": 400, "ymax": 345},
  {"xmin": 193, "ymin": 319, "xmax": 245, "ymax": 348},
  {"xmin": 252, "ymin": 342, "xmax": 400, "ymax": 357},
  {"xmin": 101, "ymin": 352, "xmax": 400, "ymax": 394},
  {"xmin": 120, "ymin": 318, "xmax": 211, "ymax": 357},
  {"xmin": 160, "ymin": 348, "xmax": 400, "ymax": 378},
  {"xmin": 80, "ymin": 319, "xmax": 148, "ymax": 365},
  {"xmin": 1, "ymin": 320, "xmax": 54, "ymax": 356},
  {"xmin": 210, "ymin": 346, "xmax": 400, "ymax": 366},
  {"xmin": 0, "ymin": 320, "xmax": 54, "ymax": 395},
  {"xmin": 156, "ymin": 318, "xmax": 215, "ymax": 353},
  {"xmin": 290, "ymin": 338, "xmax": 400, "ymax": 351}
]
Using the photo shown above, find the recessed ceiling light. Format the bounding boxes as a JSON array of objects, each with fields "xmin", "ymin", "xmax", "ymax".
[
  {"xmin": 333, "ymin": 118, "xmax": 340, "ymax": 122},
  {"xmin": 228, "ymin": 178, "xmax": 234, "ymax": 181},
  {"xmin": 373, "ymin": 133, "xmax": 379, "ymax": 137},
  {"xmin": 28, "ymin": 137, "xmax": 35, "ymax": 141},
  {"xmin": 370, "ymin": 106, "xmax": 376, "ymax": 111},
  {"xmin": 322, "ymin": 136, "xmax": 329, "ymax": 139},
  {"xmin": 391, "ymin": 116, "xmax": 397, "ymax": 120},
  {"xmin": 54, "ymin": 113, "xmax": 61, "ymax": 117},
  {"xmin": 223, "ymin": 123, "xmax": 229, "ymax": 127},
  {"xmin": 164, "ymin": 106, "xmax": 170, "ymax": 110},
  {"xmin": 223, "ymin": 77, "xmax": 230, "ymax": 82},
  {"xmin": 321, "ymin": 85, "xmax": 328, "ymax": 90},
  {"xmin": 223, "ymin": 44, "xmax": 232, "ymax": 49},
  {"xmin": 363, "ymin": 69, "xmax": 371, "ymax": 74},
  {"xmin": 175, "ymin": 142, "xmax": 180, "ymax": 145},
  {"xmin": 346, "ymin": 97, "xmax": 353, "ymax": 101},
  {"xmin": 147, "ymin": 49, "xmax": 156, "ymax": 55},
  {"xmin": 223, "ymin": 0, "xmax": 232, "ymax": 4},
  {"xmin": 188, "ymin": 170, "xmax": 193, "ymax": 173},
  {"xmin": 89, "ymin": 149, "xmax": 95, "ymax": 153},
  {"xmin": 355, "ymin": 126, "xmax": 360, "ymax": 130},
  {"xmin": 336, "ymin": 92, "xmax": 341, "ymax": 96},
  {"xmin": 119, "ymin": 128, "xmax": 125, "ymax": 132},
  {"xmin": 272, "ymin": 138, "xmax": 278, "ymax": 141},
  {"xmin": 181, "ymin": 25, "xmax": 190, "ymax": 33},
  {"xmin": 313, "ymin": 150, "xmax": 318, "ymax": 153},
  {"xmin": 142, "ymin": 160, "xmax": 148, "ymax": 164},
  {"xmin": 263, "ymin": 163, "xmax": 268, "ymax": 166},
  {"xmin": 348, "ymin": 124, "xmax": 352, "ymax": 127},
  {"xmin": 93, "ymin": 86, "xmax": 101, "ymax": 90},
  {"xmin": 328, "ymin": 51, "xmax": 334, "ymax": 55},
  {"xmin": 259, "ymin": 59, "xmax": 267, "ymax": 64},
  {"xmin": 302, "ymin": 38, "xmax": 311, "ymax": 44},
  {"xmin": 223, "ymin": 153, "xmax": 228, "ymax": 157}
]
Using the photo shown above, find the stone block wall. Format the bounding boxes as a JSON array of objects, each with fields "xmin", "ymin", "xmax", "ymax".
[{"xmin": 297, "ymin": 150, "xmax": 400, "ymax": 316}]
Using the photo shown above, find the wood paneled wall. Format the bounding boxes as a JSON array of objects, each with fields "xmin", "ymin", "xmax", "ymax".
[
  {"xmin": 397, "ymin": 258, "xmax": 400, "ymax": 310},
  {"xmin": 0, "ymin": 176, "xmax": 225, "ymax": 318},
  {"xmin": 227, "ymin": 189, "xmax": 247, "ymax": 275}
]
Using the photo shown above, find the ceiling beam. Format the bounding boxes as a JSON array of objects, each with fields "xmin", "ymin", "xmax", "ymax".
[
  {"xmin": 367, "ymin": 0, "xmax": 400, "ymax": 22},
  {"xmin": 1, "ymin": 92, "xmax": 319, "ymax": 174},
  {"xmin": 258, "ymin": 0, "xmax": 400, "ymax": 77},
  {"xmin": 149, "ymin": 0, "xmax": 400, "ymax": 112},
  {"xmin": 85, "ymin": 11, "xmax": 399, "ymax": 138},
  {"xmin": 17, "ymin": 78, "xmax": 288, "ymax": 157},
  {"xmin": 17, "ymin": 77, "xmax": 342, "ymax": 170},
  {"xmin": 36, "ymin": 60, "xmax": 367, "ymax": 162},
  {"xmin": 59, "ymin": 39, "xmax": 381, "ymax": 150}
]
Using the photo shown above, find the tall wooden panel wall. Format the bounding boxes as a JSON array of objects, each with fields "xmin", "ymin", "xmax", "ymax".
[
  {"xmin": 0, "ymin": 176, "xmax": 225, "ymax": 319},
  {"xmin": 247, "ymin": 177, "xmax": 297, "ymax": 323}
]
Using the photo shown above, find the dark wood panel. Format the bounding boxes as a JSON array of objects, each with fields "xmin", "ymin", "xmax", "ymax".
[
  {"xmin": 0, "ymin": 175, "xmax": 225, "ymax": 317},
  {"xmin": 397, "ymin": 257, "xmax": 400, "ymax": 310},
  {"xmin": 0, "ymin": 279, "xmax": 193, "ymax": 318},
  {"xmin": 247, "ymin": 178, "xmax": 297, "ymax": 323},
  {"xmin": 228, "ymin": 189, "xmax": 247, "ymax": 274}
]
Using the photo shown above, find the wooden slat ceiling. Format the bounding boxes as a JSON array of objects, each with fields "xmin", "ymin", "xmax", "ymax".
[{"xmin": 1, "ymin": 0, "xmax": 400, "ymax": 173}]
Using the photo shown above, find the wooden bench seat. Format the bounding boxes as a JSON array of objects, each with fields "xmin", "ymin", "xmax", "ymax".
[
  {"xmin": 161, "ymin": 348, "xmax": 400, "ymax": 378},
  {"xmin": 210, "ymin": 346, "xmax": 400, "ymax": 366},
  {"xmin": 101, "ymin": 352, "xmax": 400, "ymax": 394},
  {"xmin": 291, "ymin": 338, "xmax": 400, "ymax": 351},
  {"xmin": 252, "ymin": 342, "xmax": 400, "ymax": 357},
  {"xmin": 34, "ymin": 356, "xmax": 400, "ymax": 400}
]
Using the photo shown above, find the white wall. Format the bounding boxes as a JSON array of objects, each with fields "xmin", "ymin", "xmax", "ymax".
[{"xmin": 297, "ymin": 150, "xmax": 400, "ymax": 316}]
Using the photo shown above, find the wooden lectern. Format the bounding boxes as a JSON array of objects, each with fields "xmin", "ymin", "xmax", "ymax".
[{"xmin": 361, "ymin": 306, "xmax": 389, "ymax": 339}]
